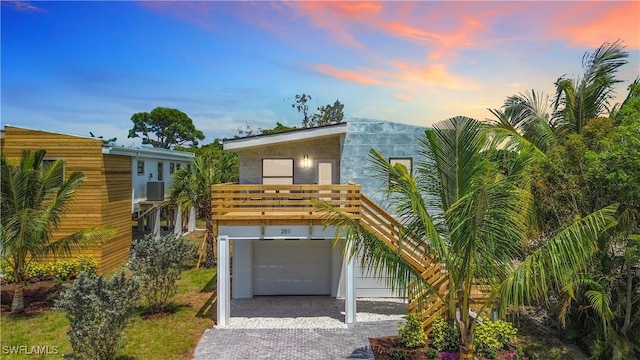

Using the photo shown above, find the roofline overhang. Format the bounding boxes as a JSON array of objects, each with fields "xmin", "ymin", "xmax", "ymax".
[
  {"xmin": 102, "ymin": 146, "xmax": 196, "ymax": 160},
  {"xmin": 223, "ymin": 122, "xmax": 348, "ymax": 151}
]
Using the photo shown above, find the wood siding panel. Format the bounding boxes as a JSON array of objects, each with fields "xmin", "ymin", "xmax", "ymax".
[{"xmin": 1, "ymin": 127, "xmax": 132, "ymax": 273}]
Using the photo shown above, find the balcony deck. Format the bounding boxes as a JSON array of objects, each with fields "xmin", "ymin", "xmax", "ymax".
[{"xmin": 211, "ymin": 184, "xmax": 361, "ymax": 228}]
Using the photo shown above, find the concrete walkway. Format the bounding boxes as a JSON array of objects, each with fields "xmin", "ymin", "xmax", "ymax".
[{"xmin": 193, "ymin": 297, "xmax": 406, "ymax": 359}]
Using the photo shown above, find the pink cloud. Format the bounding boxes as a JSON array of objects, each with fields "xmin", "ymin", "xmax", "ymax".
[
  {"xmin": 282, "ymin": 1, "xmax": 383, "ymax": 50},
  {"xmin": 314, "ymin": 64, "xmax": 388, "ymax": 85},
  {"xmin": 3, "ymin": 1, "xmax": 45, "ymax": 12},
  {"xmin": 394, "ymin": 93, "xmax": 414, "ymax": 103},
  {"xmin": 557, "ymin": 2, "xmax": 640, "ymax": 49},
  {"xmin": 314, "ymin": 61, "xmax": 479, "ymax": 92}
]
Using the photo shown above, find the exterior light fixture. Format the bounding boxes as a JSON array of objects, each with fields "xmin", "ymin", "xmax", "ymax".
[{"xmin": 303, "ymin": 154, "xmax": 310, "ymax": 168}]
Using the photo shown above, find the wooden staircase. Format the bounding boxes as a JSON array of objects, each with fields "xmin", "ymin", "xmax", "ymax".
[
  {"xmin": 359, "ymin": 195, "xmax": 449, "ymax": 332},
  {"xmin": 359, "ymin": 195, "xmax": 492, "ymax": 332}
]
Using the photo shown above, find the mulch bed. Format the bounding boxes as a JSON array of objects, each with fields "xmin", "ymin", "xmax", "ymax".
[
  {"xmin": 369, "ymin": 335, "xmax": 431, "ymax": 360},
  {"xmin": 0, "ymin": 280, "xmax": 64, "ymax": 316}
]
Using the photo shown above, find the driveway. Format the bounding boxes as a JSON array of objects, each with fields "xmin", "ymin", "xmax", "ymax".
[{"xmin": 193, "ymin": 296, "xmax": 407, "ymax": 360}]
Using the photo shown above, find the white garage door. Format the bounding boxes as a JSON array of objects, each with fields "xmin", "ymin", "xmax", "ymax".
[{"xmin": 253, "ymin": 240, "xmax": 331, "ymax": 295}]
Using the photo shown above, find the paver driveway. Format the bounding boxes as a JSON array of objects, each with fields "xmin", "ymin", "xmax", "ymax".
[
  {"xmin": 194, "ymin": 320, "xmax": 399, "ymax": 360},
  {"xmin": 193, "ymin": 297, "xmax": 406, "ymax": 360}
]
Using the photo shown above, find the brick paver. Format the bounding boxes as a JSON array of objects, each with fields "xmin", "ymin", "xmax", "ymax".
[{"xmin": 194, "ymin": 320, "xmax": 400, "ymax": 360}]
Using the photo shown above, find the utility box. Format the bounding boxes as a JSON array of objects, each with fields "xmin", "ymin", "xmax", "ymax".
[{"xmin": 147, "ymin": 181, "xmax": 165, "ymax": 201}]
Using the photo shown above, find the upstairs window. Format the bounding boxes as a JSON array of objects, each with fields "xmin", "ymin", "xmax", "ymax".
[
  {"xmin": 262, "ymin": 159, "xmax": 294, "ymax": 185},
  {"xmin": 137, "ymin": 160, "xmax": 145, "ymax": 175},
  {"xmin": 389, "ymin": 158, "xmax": 412, "ymax": 174},
  {"xmin": 169, "ymin": 162, "xmax": 175, "ymax": 174}
]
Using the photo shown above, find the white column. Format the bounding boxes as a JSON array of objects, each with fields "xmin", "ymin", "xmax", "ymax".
[
  {"xmin": 174, "ymin": 205, "xmax": 183, "ymax": 235},
  {"xmin": 188, "ymin": 206, "xmax": 196, "ymax": 232},
  {"xmin": 217, "ymin": 235, "xmax": 230, "ymax": 327},
  {"xmin": 345, "ymin": 242, "xmax": 356, "ymax": 324},
  {"xmin": 153, "ymin": 206, "xmax": 161, "ymax": 238}
]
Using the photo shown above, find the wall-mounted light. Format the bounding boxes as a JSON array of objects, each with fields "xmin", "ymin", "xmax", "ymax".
[
  {"xmin": 149, "ymin": 173, "xmax": 153, "ymax": 180},
  {"xmin": 303, "ymin": 154, "xmax": 310, "ymax": 169}
]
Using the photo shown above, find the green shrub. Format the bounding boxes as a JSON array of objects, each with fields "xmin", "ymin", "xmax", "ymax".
[
  {"xmin": 387, "ymin": 348, "xmax": 410, "ymax": 360},
  {"xmin": 54, "ymin": 270, "xmax": 139, "ymax": 360},
  {"xmin": 431, "ymin": 316, "xmax": 459, "ymax": 352},
  {"xmin": 128, "ymin": 233, "xmax": 196, "ymax": 313},
  {"xmin": 398, "ymin": 313, "xmax": 427, "ymax": 348},
  {"xmin": 473, "ymin": 317, "xmax": 518, "ymax": 357},
  {"xmin": 426, "ymin": 347, "xmax": 439, "ymax": 358}
]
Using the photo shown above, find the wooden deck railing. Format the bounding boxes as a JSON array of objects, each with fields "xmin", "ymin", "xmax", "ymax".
[{"xmin": 211, "ymin": 184, "xmax": 361, "ymax": 220}]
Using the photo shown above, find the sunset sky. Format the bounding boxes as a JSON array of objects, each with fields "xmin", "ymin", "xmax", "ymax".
[{"xmin": 2, "ymin": 1, "xmax": 639, "ymax": 145}]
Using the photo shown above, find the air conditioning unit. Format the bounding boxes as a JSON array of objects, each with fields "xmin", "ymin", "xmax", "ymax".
[{"xmin": 147, "ymin": 181, "xmax": 165, "ymax": 201}]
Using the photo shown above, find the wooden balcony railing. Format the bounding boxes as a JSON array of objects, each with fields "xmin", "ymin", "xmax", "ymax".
[{"xmin": 211, "ymin": 184, "xmax": 361, "ymax": 221}]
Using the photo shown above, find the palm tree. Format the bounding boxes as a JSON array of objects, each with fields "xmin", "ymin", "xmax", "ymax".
[
  {"xmin": 490, "ymin": 41, "xmax": 629, "ymax": 155},
  {"xmin": 317, "ymin": 116, "xmax": 617, "ymax": 357},
  {"xmin": 552, "ymin": 40, "xmax": 628, "ymax": 137},
  {"xmin": 1, "ymin": 150, "xmax": 113, "ymax": 313},
  {"xmin": 488, "ymin": 42, "xmax": 637, "ymax": 359},
  {"xmin": 169, "ymin": 147, "xmax": 238, "ymax": 268}
]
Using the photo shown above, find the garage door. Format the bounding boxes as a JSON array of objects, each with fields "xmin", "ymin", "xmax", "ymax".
[{"xmin": 253, "ymin": 240, "xmax": 331, "ymax": 295}]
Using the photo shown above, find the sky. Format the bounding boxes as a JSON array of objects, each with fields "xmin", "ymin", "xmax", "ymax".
[{"xmin": 1, "ymin": 1, "xmax": 639, "ymax": 146}]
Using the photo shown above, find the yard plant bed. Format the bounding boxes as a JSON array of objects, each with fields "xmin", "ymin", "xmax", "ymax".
[
  {"xmin": 369, "ymin": 335, "xmax": 430, "ymax": 360},
  {"xmin": 0, "ymin": 279, "xmax": 65, "ymax": 316},
  {"xmin": 369, "ymin": 335, "xmax": 528, "ymax": 360}
]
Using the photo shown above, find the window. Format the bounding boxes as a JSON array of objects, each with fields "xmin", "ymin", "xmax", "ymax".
[
  {"xmin": 262, "ymin": 159, "xmax": 294, "ymax": 184},
  {"xmin": 137, "ymin": 160, "xmax": 145, "ymax": 175},
  {"xmin": 169, "ymin": 162, "xmax": 175, "ymax": 174},
  {"xmin": 43, "ymin": 158, "xmax": 64, "ymax": 177},
  {"xmin": 177, "ymin": 163, "xmax": 181, "ymax": 171},
  {"xmin": 389, "ymin": 158, "xmax": 412, "ymax": 188},
  {"xmin": 389, "ymin": 158, "xmax": 412, "ymax": 174},
  {"xmin": 157, "ymin": 162, "xmax": 164, "ymax": 181}
]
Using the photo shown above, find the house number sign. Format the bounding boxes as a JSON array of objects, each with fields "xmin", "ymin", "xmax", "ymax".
[{"xmin": 280, "ymin": 228, "xmax": 292, "ymax": 235}]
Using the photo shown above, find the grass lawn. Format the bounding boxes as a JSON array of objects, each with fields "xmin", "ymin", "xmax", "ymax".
[{"xmin": 1, "ymin": 265, "xmax": 216, "ymax": 360}]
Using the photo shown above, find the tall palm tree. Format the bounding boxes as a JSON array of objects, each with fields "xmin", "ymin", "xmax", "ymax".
[
  {"xmin": 169, "ymin": 148, "xmax": 238, "ymax": 268},
  {"xmin": 553, "ymin": 40, "xmax": 628, "ymax": 137},
  {"xmin": 318, "ymin": 116, "xmax": 617, "ymax": 357},
  {"xmin": 1, "ymin": 150, "xmax": 113, "ymax": 313},
  {"xmin": 490, "ymin": 41, "xmax": 629, "ymax": 155}
]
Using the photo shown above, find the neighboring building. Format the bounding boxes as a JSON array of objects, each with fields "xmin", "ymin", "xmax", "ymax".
[
  {"xmin": 102, "ymin": 145, "xmax": 195, "ymax": 232},
  {"xmin": 214, "ymin": 117, "xmax": 434, "ymax": 326},
  {"xmin": 1, "ymin": 126, "xmax": 132, "ymax": 272},
  {"xmin": 1, "ymin": 125, "xmax": 196, "ymax": 272}
]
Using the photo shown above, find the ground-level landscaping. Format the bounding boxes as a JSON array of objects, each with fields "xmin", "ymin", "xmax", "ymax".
[
  {"xmin": 1, "ymin": 229, "xmax": 216, "ymax": 360},
  {"xmin": 1, "ymin": 265, "xmax": 215, "ymax": 359}
]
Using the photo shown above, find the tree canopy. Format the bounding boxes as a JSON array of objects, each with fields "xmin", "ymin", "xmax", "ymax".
[
  {"xmin": 128, "ymin": 107, "xmax": 205, "ymax": 148},
  {"xmin": 289, "ymin": 93, "xmax": 345, "ymax": 128}
]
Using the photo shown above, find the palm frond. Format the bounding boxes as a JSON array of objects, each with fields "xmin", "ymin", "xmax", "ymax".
[
  {"xmin": 315, "ymin": 199, "xmax": 446, "ymax": 304},
  {"xmin": 499, "ymin": 204, "xmax": 618, "ymax": 312},
  {"xmin": 43, "ymin": 226, "xmax": 115, "ymax": 258}
]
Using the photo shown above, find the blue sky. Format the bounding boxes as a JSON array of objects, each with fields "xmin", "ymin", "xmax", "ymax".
[{"xmin": 2, "ymin": 1, "xmax": 639, "ymax": 146}]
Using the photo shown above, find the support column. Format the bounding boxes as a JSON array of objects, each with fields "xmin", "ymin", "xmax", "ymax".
[
  {"xmin": 217, "ymin": 235, "xmax": 230, "ymax": 327},
  {"xmin": 345, "ymin": 242, "xmax": 356, "ymax": 324},
  {"xmin": 174, "ymin": 205, "xmax": 183, "ymax": 235},
  {"xmin": 188, "ymin": 206, "xmax": 196, "ymax": 232},
  {"xmin": 153, "ymin": 206, "xmax": 161, "ymax": 238}
]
